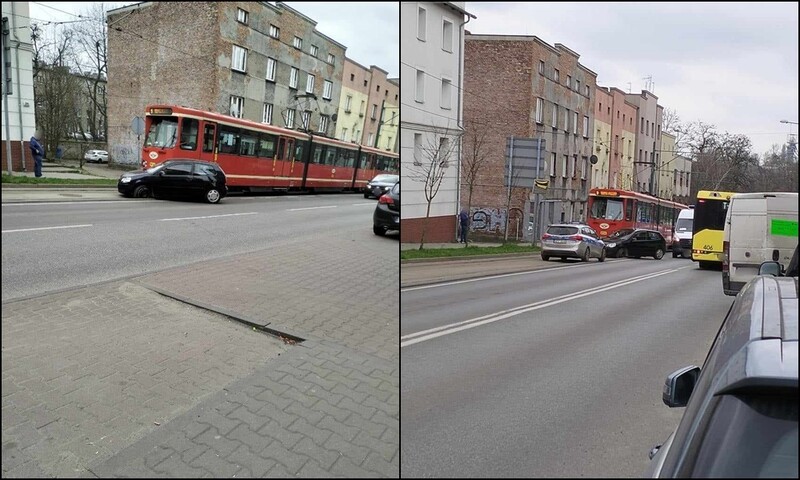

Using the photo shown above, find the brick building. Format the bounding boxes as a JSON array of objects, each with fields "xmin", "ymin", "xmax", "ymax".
[
  {"xmin": 463, "ymin": 34, "xmax": 597, "ymax": 240},
  {"xmin": 106, "ymin": 1, "xmax": 346, "ymax": 165}
]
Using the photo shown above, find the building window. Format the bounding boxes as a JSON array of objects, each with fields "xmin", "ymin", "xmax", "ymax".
[
  {"xmin": 350, "ymin": 73, "xmax": 354, "ymax": 82},
  {"xmin": 573, "ymin": 111, "xmax": 578, "ymax": 134},
  {"xmin": 416, "ymin": 69, "xmax": 425, "ymax": 103},
  {"xmin": 323, "ymin": 80, "xmax": 333, "ymax": 100},
  {"xmin": 376, "ymin": 85, "xmax": 381, "ymax": 92},
  {"xmin": 368, "ymin": 132, "xmax": 374, "ymax": 147},
  {"xmin": 341, "ymin": 128, "xmax": 348, "ymax": 141},
  {"xmin": 360, "ymin": 100, "xmax": 365, "ymax": 116},
  {"xmin": 641, "ymin": 117, "xmax": 645, "ymax": 133},
  {"xmin": 576, "ymin": 80, "xmax": 580, "ymax": 93},
  {"xmin": 231, "ymin": 45, "xmax": 247, "ymax": 72},
  {"xmin": 554, "ymin": 68, "xmax": 560, "ymax": 82},
  {"xmin": 386, "ymin": 136, "xmax": 392, "ymax": 150},
  {"xmin": 562, "ymin": 155, "xmax": 568, "ymax": 178},
  {"xmin": 582, "ymin": 156, "xmax": 588, "ymax": 179},
  {"xmin": 550, "ymin": 152, "xmax": 556, "ymax": 177},
  {"xmin": 293, "ymin": 36, "xmax": 302, "ymax": 49},
  {"xmin": 417, "ymin": 6, "xmax": 427, "ymax": 41},
  {"xmin": 262, "ymin": 103, "xmax": 273, "ymax": 124},
  {"xmin": 266, "ymin": 57, "xmax": 276, "ymax": 81},
  {"xmin": 318, "ymin": 115, "xmax": 329, "ymax": 134},
  {"xmin": 306, "ymin": 74, "xmax": 315, "ymax": 93},
  {"xmin": 413, "ymin": 133, "xmax": 422, "ymax": 165},
  {"xmin": 371, "ymin": 104, "xmax": 378, "ymax": 120},
  {"xmin": 583, "ymin": 116, "xmax": 589, "ymax": 137},
  {"xmin": 301, "ymin": 110, "xmax": 311, "ymax": 129},
  {"xmin": 539, "ymin": 60, "xmax": 545, "ymax": 74},
  {"xmin": 535, "ymin": 97, "xmax": 543, "ymax": 123},
  {"xmin": 289, "ymin": 67, "xmax": 298, "ymax": 89},
  {"xmin": 441, "ymin": 78, "xmax": 452, "ymax": 109},
  {"xmin": 567, "ymin": 75, "xmax": 572, "ymax": 89},
  {"xmin": 269, "ymin": 24, "xmax": 279, "ymax": 38},
  {"xmin": 570, "ymin": 155, "xmax": 576, "ymax": 178},
  {"xmin": 327, "ymin": 53, "xmax": 335, "ymax": 64},
  {"xmin": 551, "ymin": 103, "xmax": 558, "ymax": 128},
  {"xmin": 286, "ymin": 109, "xmax": 295, "ymax": 128},
  {"xmin": 310, "ymin": 45, "xmax": 318, "ymax": 57},
  {"xmin": 564, "ymin": 108, "xmax": 570, "ymax": 132},
  {"xmin": 344, "ymin": 95, "xmax": 352, "ymax": 113},
  {"xmin": 237, "ymin": 8, "xmax": 248, "ymax": 24},
  {"xmin": 442, "ymin": 18, "xmax": 453, "ymax": 52},
  {"xmin": 585, "ymin": 85, "xmax": 590, "ymax": 96},
  {"xmin": 229, "ymin": 96, "xmax": 244, "ymax": 118}
]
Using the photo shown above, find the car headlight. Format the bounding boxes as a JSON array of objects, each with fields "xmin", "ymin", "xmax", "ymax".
[
  {"xmin": 607, "ymin": 242, "xmax": 616, "ymax": 248},
  {"xmin": 120, "ymin": 177, "xmax": 132, "ymax": 183}
]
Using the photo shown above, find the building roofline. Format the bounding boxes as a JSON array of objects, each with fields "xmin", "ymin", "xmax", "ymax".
[
  {"xmin": 345, "ymin": 56, "xmax": 371, "ymax": 73},
  {"xmin": 370, "ymin": 65, "xmax": 389, "ymax": 75},
  {"xmin": 444, "ymin": 2, "xmax": 477, "ymax": 19},
  {"xmin": 107, "ymin": 1, "xmax": 152, "ymax": 16},
  {"xmin": 275, "ymin": 2, "xmax": 347, "ymax": 50},
  {"xmin": 465, "ymin": 34, "xmax": 559, "ymax": 55}
]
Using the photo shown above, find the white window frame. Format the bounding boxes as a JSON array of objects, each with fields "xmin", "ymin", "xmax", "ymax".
[
  {"xmin": 318, "ymin": 115, "xmax": 329, "ymax": 134},
  {"xmin": 416, "ymin": 69, "xmax": 425, "ymax": 103},
  {"xmin": 327, "ymin": 53, "xmax": 335, "ymax": 64},
  {"xmin": 539, "ymin": 60, "xmax": 545, "ymax": 75},
  {"xmin": 310, "ymin": 45, "xmax": 318, "ymax": 57},
  {"xmin": 573, "ymin": 112, "xmax": 578, "ymax": 134},
  {"xmin": 306, "ymin": 74, "xmax": 315, "ymax": 94},
  {"xmin": 535, "ymin": 97, "xmax": 543, "ymax": 124},
  {"xmin": 237, "ymin": 8, "xmax": 248, "ymax": 24},
  {"xmin": 286, "ymin": 109, "xmax": 295, "ymax": 128},
  {"xmin": 561, "ymin": 155, "xmax": 568, "ymax": 178},
  {"xmin": 231, "ymin": 45, "xmax": 247, "ymax": 73},
  {"xmin": 583, "ymin": 116, "xmax": 589, "ymax": 138},
  {"xmin": 441, "ymin": 78, "xmax": 452, "ymax": 110},
  {"xmin": 550, "ymin": 152, "xmax": 556, "ymax": 177},
  {"xmin": 293, "ymin": 36, "xmax": 302, "ymax": 49},
  {"xmin": 344, "ymin": 95, "xmax": 352, "ymax": 112},
  {"xmin": 417, "ymin": 6, "xmax": 427, "ymax": 41},
  {"xmin": 323, "ymin": 80, "xmax": 333, "ymax": 100},
  {"xmin": 554, "ymin": 69, "xmax": 559, "ymax": 82},
  {"xmin": 289, "ymin": 67, "xmax": 298, "ymax": 89},
  {"xmin": 262, "ymin": 103, "xmax": 273, "ymax": 124},
  {"xmin": 266, "ymin": 57, "xmax": 276, "ymax": 81},
  {"xmin": 581, "ymin": 156, "xmax": 588, "ymax": 180},
  {"xmin": 442, "ymin": 18, "xmax": 453, "ymax": 52},
  {"xmin": 570, "ymin": 155, "xmax": 576, "ymax": 178},
  {"xmin": 551, "ymin": 103, "xmax": 558, "ymax": 128},
  {"xmin": 567, "ymin": 75, "xmax": 572, "ymax": 89},
  {"xmin": 269, "ymin": 24, "xmax": 279, "ymax": 38},
  {"xmin": 341, "ymin": 127, "xmax": 348, "ymax": 142},
  {"xmin": 371, "ymin": 104, "xmax": 378, "ymax": 120},
  {"xmin": 368, "ymin": 132, "xmax": 374, "ymax": 147},
  {"xmin": 564, "ymin": 108, "xmax": 569, "ymax": 132},
  {"xmin": 301, "ymin": 110, "xmax": 311, "ymax": 129},
  {"xmin": 229, "ymin": 96, "xmax": 244, "ymax": 118}
]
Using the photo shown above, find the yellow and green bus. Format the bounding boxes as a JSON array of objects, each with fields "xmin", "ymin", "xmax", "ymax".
[{"xmin": 692, "ymin": 190, "xmax": 736, "ymax": 269}]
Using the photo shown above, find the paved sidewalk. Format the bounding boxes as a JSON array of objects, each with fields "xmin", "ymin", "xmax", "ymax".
[{"xmin": 2, "ymin": 229, "xmax": 398, "ymax": 477}]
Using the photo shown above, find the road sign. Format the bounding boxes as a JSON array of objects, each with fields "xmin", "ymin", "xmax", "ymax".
[
  {"xmin": 534, "ymin": 179, "xmax": 549, "ymax": 190},
  {"xmin": 504, "ymin": 137, "xmax": 547, "ymax": 188},
  {"xmin": 131, "ymin": 116, "xmax": 145, "ymax": 136}
]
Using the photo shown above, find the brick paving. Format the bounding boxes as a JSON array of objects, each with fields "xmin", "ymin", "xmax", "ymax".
[{"xmin": 2, "ymin": 232, "xmax": 399, "ymax": 477}]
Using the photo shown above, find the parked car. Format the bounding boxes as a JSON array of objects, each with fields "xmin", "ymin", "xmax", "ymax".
[
  {"xmin": 645, "ymin": 263, "xmax": 798, "ymax": 477},
  {"xmin": 540, "ymin": 223, "xmax": 606, "ymax": 262},
  {"xmin": 118, "ymin": 159, "xmax": 227, "ymax": 204},
  {"xmin": 364, "ymin": 174, "xmax": 399, "ymax": 199},
  {"xmin": 601, "ymin": 228, "xmax": 666, "ymax": 259},
  {"xmin": 84, "ymin": 149, "xmax": 109, "ymax": 163},
  {"xmin": 373, "ymin": 182, "xmax": 399, "ymax": 236}
]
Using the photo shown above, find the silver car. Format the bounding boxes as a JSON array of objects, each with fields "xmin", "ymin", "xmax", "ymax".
[
  {"xmin": 540, "ymin": 223, "xmax": 606, "ymax": 262},
  {"xmin": 84, "ymin": 149, "xmax": 109, "ymax": 163}
]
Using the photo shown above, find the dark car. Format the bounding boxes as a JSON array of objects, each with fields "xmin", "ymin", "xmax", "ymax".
[
  {"xmin": 364, "ymin": 174, "xmax": 399, "ymax": 199},
  {"xmin": 118, "ymin": 160, "xmax": 227, "ymax": 204},
  {"xmin": 601, "ymin": 228, "xmax": 666, "ymax": 259},
  {"xmin": 645, "ymin": 269, "xmax": 798, "ymax": 477},
  {"xmin": 373, "ymin": 182, "xmax": 399, "ymax": 236}
]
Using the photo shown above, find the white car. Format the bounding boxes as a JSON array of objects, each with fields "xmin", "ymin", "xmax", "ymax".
[{"xmin": 84, "ymin": 149, "xmax": 109, "ymax": 163}]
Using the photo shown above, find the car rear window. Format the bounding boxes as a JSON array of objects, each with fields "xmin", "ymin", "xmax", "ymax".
[{"xmin": 547, "ymin": 226, "xmax": 579, "ymax": 236}]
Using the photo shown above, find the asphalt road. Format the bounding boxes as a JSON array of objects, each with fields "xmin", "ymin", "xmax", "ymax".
[
  {"xmin": 400, "ymin": 256, "xmax": 734, "ymax": 478},
  {"xmin": 2, "ymin": 193, "xmax": 394, "ymax": 301}
]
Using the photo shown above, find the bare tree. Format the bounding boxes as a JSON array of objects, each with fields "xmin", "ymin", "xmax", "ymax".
[
  {"xmin": 68, "ymin": 3, "xmax": 109, "ymax": 142},
  {"xmin": 407, "ymin": 130, "xmax": 460, "ymax": 250},
  {"xmin": 461, "ymin": 119, "xmax": 491, "ymax": 220}
]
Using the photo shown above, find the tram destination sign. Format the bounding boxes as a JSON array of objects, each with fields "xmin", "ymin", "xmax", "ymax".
[{"xmin": 504, "ymin": 137, "xmax": 547, "ymax": 188}]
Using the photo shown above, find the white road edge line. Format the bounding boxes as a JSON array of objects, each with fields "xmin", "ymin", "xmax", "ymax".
[
  {"xmin": 2, "ymin": 200, "xmax": 154, "ymax": 207},
  {"xmin": 401, "ymin": 267, "xmax": 687, "ymax": 348},
  {"xmin": 402, "ymin": 262, "xmax": 598, "ymax": 292},
  {"xmin": 160, "ymin": 212, "xmax": 258, "ymax": 222},
  {"xmin": 2, "ymin": 224, "xmax": 93, "ymax": 233},
  {"xmin": 287, "ymin": 206, "xmax": 338, "ymax": 211}
]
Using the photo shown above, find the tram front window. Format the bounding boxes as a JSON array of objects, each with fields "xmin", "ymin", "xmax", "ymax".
[
  {"xmin": 144, "ymin": 117, "xmax": 178, "ymax": 148},
  {"xmin": 590, "ymin": 197, "xmax": 624, "ymax": 220}
]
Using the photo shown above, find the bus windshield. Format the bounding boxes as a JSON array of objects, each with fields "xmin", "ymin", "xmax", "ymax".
[
  {"xmin": 590, "ymin": 197, "xmax": 625, "ymax": 220},
  {"xmin": 145, "ymin": 117, "xmax": 178, "ymax": 148},
  {"xmin": 694, "ymin": 199, "xmax": 728, "ymax": 233}
]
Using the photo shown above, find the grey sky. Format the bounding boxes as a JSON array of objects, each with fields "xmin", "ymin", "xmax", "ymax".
[
  {"xmin": 27, "ymin": 2, "xmax": 399, "ymax": 77},
  {"xmin": 465, "ymin": 1, "xmax": 799, "ymax": 156}
]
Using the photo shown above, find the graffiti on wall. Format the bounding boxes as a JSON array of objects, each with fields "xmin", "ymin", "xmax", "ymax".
[
  {"xmin": 470, "ymin": 207, "xmax": 507, "ymax": 234},
  {"xmin": 111, "ymin": 144, "xmax": 139, "ymax": 165}
]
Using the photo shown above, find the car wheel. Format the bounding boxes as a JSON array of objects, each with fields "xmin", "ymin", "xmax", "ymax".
[
  {"xmin": 598, "ymin": 248, "xmax": 606, "ymax": 262},
  {"xmin": 373, "ymin": 224, "xmax": 386, "ymax": 236},
  {"xmin": 580, "ymin": 247, "xmax": 590, "ymax": 262},
  {"xmin": 541, "ymin": 254, "xmax": 550, "ymax": 261},
  {"xmin": 617, "ymin": 248, "xmax": 626, "ymax": 258},
  {"xmin": 133, "ymin": 185, "xmax": 151, "ymax": 198},
  {"xmin": 654, "ymin": 248, "xmax": 664, "ymax": 260},
  {"xmin": 205, "ymin": 188, "xmax": 221, "ymax": 204}
]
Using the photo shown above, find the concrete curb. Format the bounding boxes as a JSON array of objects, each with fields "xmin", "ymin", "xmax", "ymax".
[{"xmin": 401, "ymin": 252, "xmax": 539, "ymax": 264}]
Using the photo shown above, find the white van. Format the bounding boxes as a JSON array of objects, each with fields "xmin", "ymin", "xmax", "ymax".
[
  {"xmin": 672, "ymin": 208, "xmax": 694, "ymax": 258},
  {"xmin": 722, "ymin": 192, "xmax": 798, "ymax": 296}
]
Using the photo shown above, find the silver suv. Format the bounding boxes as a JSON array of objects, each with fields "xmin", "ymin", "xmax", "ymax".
[{"xmin": 540, "ymin": 223, "xmax": 606, "ymax": 262}]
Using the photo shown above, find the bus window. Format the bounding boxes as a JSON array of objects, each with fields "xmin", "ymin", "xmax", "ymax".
[
  {"xmin": 257, "ymin": 134, "xmax": 276, "ymax": 158},
  {"xmin": 240, "ymin": 133, "xmax": 257, "ymax": 156},
  {"xmin": 626, "ymin": 200, "xmax": 634, "ymax": 221},
  {"xmin": 202, "ymin": 124, "xmax": 216, "ymax": 152},
  {"xmin": 145, "ymin": 117, "xmax": 178, "ymax": 148},
  {"xmin": 180, "ymin": 118, "xmax": 199, "ymax": 150},
  {"xmin": 218, "ymin": 126, "xmax": 239, "ymax": 154}
]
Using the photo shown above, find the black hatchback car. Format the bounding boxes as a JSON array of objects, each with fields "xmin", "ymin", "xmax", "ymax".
[
  {"xmin": 118, "ymin": 160, "xmax": 227, "ymax": 204},
  {"xmin": 601, "ymin": 228, "xmax": 666, "ymax": 259},
  {"xmin": 373, "ymin": 182, "xmax": 399, "ymax": 236}
]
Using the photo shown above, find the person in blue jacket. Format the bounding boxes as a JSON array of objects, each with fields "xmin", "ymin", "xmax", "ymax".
[{"xmin": 29, "ymin": 131, "xmax": 45, "ymax": 178}]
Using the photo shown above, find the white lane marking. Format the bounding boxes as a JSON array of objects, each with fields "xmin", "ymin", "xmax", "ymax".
[
  {"xmin": 2, "ymin": 224, "xmax": 93, "ymax": 234},
  {"xmin": 287, "ymin": 205, "xmax": 338, "ymax": 211},
  {"xmin": 401, "ymin": 267, "xmax": 688, "ymax": 348},
  {"xmin": 351, "ymin": 202, "xmax": 377, "ymax": 206},
  {"xmin": 2, "ymin": 200, "xmax": 153, "ymax": 207},
  {"xmin": 159, "ymin": 212, "xmax": 258, "ymax": 222},
  {"xmin": 402, "ymin": 262, "xmax": 594, "ymax": 292}
]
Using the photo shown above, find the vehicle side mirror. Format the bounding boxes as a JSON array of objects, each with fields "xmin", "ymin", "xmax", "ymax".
[
  {"xmin": 663, "ymin": 366, "xmax": 700, "ymax": 407},
  {"xmin": 758, "ymin": 261, "xmax": 783, "ymax": 277}
]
